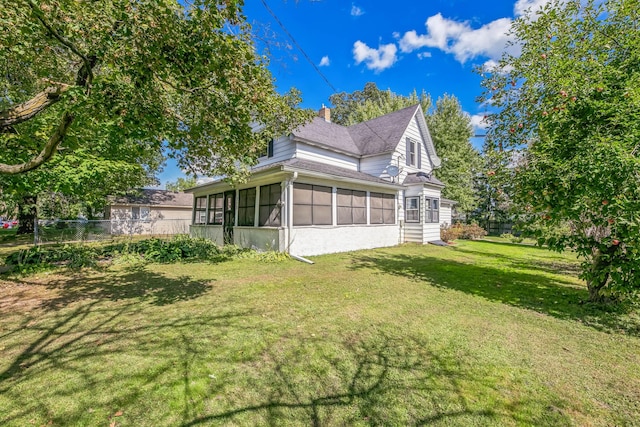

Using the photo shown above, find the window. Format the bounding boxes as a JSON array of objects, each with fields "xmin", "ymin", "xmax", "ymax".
[
  {"xmin": 259, "ymin": 139, "xmax": 274, "ymax": 158},
  {"xmin": 293, "ymin": 183, "xmax": 332, "ymax": 226},
  {"xmin": 237, "ymin": 188, "xmax": 256, "ymax": 226},
  {"xmin": 405, "ymin": 138, "xmax": 421, "ymax": 168},
  {"xmin": 425, "ymin": 198, "xmax": 440, "ymax": 223},
  {"xmin": 405, "ymin": 197, "xmax": 420, "ymax": 223},
  {"xmin": 259, "ymin": 183, "xmax": 281, "ymax": 226},
  {"xmin": 370, "ymin": 193, "xmax": 396, "ymax": 224},
  {"xmin": 194, "ymin": 197, "xmax": 206, "ymax": 224},
  {"xmin": 208, "ymin": 193, "xmax": 224, "ymax": 225},
  {"xmin": 337, "ymin": 189, "xmax": 366, "ymax": 225},
  {"xmin": 131, "ymin": 206, "xmax": 149, "ymax": 221}
]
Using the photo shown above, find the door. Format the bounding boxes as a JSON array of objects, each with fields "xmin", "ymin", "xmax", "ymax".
[{"xmin": 223, "ymin": 191, "xmax": 235, "ymax": 245}]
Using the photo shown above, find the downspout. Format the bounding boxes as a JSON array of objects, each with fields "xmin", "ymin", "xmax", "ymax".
[{"xmin": 287, "ymin": 171, "xmax": 298, "ymax": 253}]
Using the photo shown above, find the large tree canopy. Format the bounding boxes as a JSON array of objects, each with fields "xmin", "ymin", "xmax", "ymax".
[
  {"xmin": 0, "ymin": 0, "xmax": 311, "ymax": 178},
  {"xmin": 481, "ymin": 0, "xmax": 640, "ymax": 301}
]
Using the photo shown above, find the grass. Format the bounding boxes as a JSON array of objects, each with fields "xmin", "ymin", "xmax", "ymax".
[{"xmin": 0, "ymin": 239, "xmax": 639, "ymax": 426}]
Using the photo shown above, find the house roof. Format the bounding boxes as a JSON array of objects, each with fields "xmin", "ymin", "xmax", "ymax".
[
  {"xmin": 109, "ymin": 189, "xmax": 193, "ymax": 207},
  {"xmin": 291, "ymin": 104, "xmax": 428, "ymax": 158},
  {"xmin": 255, "ymin": 158, "xmax": 402, "ymax": 187},
  {"xmin": 402, "ymin": 172, "xmax": 445, "ymax": 187}
]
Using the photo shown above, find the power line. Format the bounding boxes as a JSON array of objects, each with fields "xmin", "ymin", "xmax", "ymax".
[{"xmin": 259, "ymin": 0, "xmax": 338, "ymax": 93}]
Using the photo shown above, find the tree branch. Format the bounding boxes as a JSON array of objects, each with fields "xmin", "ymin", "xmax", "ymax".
[
  {"xmin": 26, "ymin": 0, "xmax": 94, "ymax": 88},
  {"xmin": 0, "ymin": 83, "xmax": 71, "ymax": 131},
  {"xmin": 0, "ymin": 112, "xmax": 74, "ymax": 174}
]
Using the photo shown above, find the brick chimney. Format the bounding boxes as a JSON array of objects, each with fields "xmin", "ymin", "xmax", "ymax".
[{"xmin": 318, "ymin": 104, "xmax": 330, "ymax": 122}]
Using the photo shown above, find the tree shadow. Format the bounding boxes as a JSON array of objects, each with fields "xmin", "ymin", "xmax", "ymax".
[
  {"xmin": 7, "ymin": 267, "xmax": 213, "ymax": 310},
  {"xmin": 348, "ymin": 251, "xmax": 639, "ymax": 336},
  {"xmin": 182, "ymin": 331, "xmax": 573, "ymax": 426},
  {"xmin": 0, "ymin": 299, "xmax": 255, "ymax": 425},
  {"xmin": 451, "ymin": 241, "xmax": 584, "ymax": 277}
]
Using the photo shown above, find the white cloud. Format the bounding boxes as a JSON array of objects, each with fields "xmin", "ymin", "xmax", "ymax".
[
  {"xmin": 417, "ymin": 52, "xmax": 432, "ymax": 60},
  {"xmin": 351, "ymin": 4, "xmax": 364, "ymax": 17},
  {"xmin": 353, "ymin": 41, "xmax": 398, "ymax": 72},
  {"xmin": 319, "ymin": 55, "xmax": 330, "ymax": 67},
  {"xmin": 399, "ymin": 13, "xmax": 515, "ymax": 63},
  {"xmin": 482, "ymin": 59, "xmax": 514, "ymax": 74},
  {"xmin": 514, "ymin": 0, "xmax": 552, "ymax": 17},
  {"xmin": 469, "ymin": 113, "xmax": 490, "ymax": 131}
]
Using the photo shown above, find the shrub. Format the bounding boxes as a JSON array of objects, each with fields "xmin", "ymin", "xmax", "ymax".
[
  {"xmin": 440, "ymin": 223, "xmax": 487, "ymax": 242},
  {"xmin": 459, "ymin": 223, "xmax": 488, "ymax": 240},
  {"xmin": 440, "ymin": 224, "xmax": 461, "ymax": 242},
  {"xmin": 501, "ymin": 233, "xmax": 524, "ymax": 244}
]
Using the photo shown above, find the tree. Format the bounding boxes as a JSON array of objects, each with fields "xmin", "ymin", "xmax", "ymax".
[
  {"xmin": 0, "ymin": 0, "xmax": 311, "ymax": 178},
  {"xmin": 330, "ymin": 83, "xmax": 479, "ymax": 215},
  {"xmin": 425, "ymin": 95, "xmax": 479, "ymax": 213},
  {"xmin": 166, "ymin": 177, "xmax": 198, "ymax": 192},
  {"xmin": 480, "ymin": 0, "xmax": 640, "ymax": 301},
  {"xmin": 0, "ymin": 139, "xmax": 162, "ymax": 233},
  {"xmin": 330, "ymin": 83, "xmax": 430, "ymax": 126}
]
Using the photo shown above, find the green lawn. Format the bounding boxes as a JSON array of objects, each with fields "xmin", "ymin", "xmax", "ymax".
[{"xmin": 1, "ymin": 240, "xmax": 639, "ymax": 426}]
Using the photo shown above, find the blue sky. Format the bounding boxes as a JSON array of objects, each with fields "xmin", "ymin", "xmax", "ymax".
[{"xmin": 158, "ymin": 0, "xmax": 548, "ymax": 187}]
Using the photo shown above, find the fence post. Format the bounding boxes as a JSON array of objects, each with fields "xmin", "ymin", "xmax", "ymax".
[{"xmin": 33, "ymin": 217, "xmax": 38, "ymax": 245}]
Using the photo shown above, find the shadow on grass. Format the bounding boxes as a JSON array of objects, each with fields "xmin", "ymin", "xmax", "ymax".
[
  {"xmin": 0, "ymin": 298, "xmax": 255, "ymax": 426},
  {"xmin": 8, "ymin": 267, "xmax": 213, "ymax": 310},
  {"xmin": 348, "ymin": 250, "xmax": 639, "ymax": 337},
  {"xmin": 182, "ymin": 331, "xmax": 572, "ymax": 426}
]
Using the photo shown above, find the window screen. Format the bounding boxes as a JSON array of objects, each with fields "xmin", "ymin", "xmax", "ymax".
[
  {"xmin": 194, "ymin": 197, "xmax": 206, "ymax": 224},
  {"xmin": 237, "ymin": 188, "xmax": 256, "ymax": 226},
  {"xmin": 259, "ymin": 183, "xmax": 281, "ymax": 226},
  {"xmin": 208, "ymin": 193, "xmax": 224, "ymax": 225},
  {"xmin": 405, "ymin": 197, "xmax": 420, "ymax": 223},
  {"xmin": 337, "ymin": 189, "xmax": 366, "ymax": 225},
  {"xmin": 370, "ymin": 192, "xmax": 396, "ymax": 224},
  {"xmin": 293, "ymin": 183, "xmax": 333, "ymax": 226}
]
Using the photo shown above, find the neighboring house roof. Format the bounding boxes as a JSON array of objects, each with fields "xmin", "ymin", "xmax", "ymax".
[
  {"xmin": 402, "ymin": 172, "xmax": 445, "ymax": 187},
  {"xmin": 291, "ymin": 104, "xmax": 441, "ymax": 166},
  {"xmin": 109, "ymin": 189, "xmax": 193, "ymax": 207}
]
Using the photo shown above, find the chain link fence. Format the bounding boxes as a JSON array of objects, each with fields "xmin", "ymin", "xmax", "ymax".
[{"xmin": 35, "ymin": 219, "xmax": 191, "ymax": 245}]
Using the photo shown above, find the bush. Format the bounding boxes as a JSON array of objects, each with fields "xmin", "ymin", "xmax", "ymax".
[
  {"xmin": 4, "ymin": 236, "xmax": 289, "ymax": 272},
  {"xmin": 440, "ymin": 224, "xmax": 460, "ymax": 242},
  {"xmin": 440, "ymin": 223, "xmax": 488, "ymax": 242},
  {"xmin": 501, "ymin": 233, "xmax": 524, "ymax": 244}
]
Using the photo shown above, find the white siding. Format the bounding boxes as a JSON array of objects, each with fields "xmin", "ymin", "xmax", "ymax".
[
  {"xmin": 360, "ymin": 153, "xmax": 394, "ymax": 178},
  {"xmin": 289, "ymin": 225, "xmax": 399, "ymax": 256},
  {"xmin": 190, "ymin": 225, "xmax": 224, "ymax": 245},
  {"xmin": 254, "ymin": 135, "xmax": 296, "ymax": 168},
  {"xmin": 234, "ymin": 227, "xmax": 285, "ymax": 252},
  {"xmin": 295, "ymin": 143, "xmax": 359, "ymax": 171},
  {"xmin": 395, "ymin": 116, "xmax": 435, "ymax": 183},
  {"xmin": 440, "ymin": 204, "xmax": 452, "ymax": 227}
]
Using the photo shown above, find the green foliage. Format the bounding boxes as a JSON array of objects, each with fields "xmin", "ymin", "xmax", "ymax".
[
  {"xmin": 501, "ymin": 233, "xmax": 524, "ymax": 244},
  {"xmin": 3, "ymin": 236, "xmax": 289, "ymax": 272},
  {"xmin": 165, "ymin": 177, "xmax": 197, "ymax": 192},
  {"xmin": 480, "ymin": 0, "xmax": 640, "ymax": 301},
  {"xmin": 329, "ymin": 82, "xmax": 431, "ymax": 126},
  {"xmin": 0, "ymin": 0, "xmax": 312, "ymax": 179},
  {"xmin": 425, "ymin": 95, "xmax": 480, "ymax": 213}
]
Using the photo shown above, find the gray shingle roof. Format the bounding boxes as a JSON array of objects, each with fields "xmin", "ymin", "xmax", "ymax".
[
  {"xmin": 290, "ymin": 104, "xmax": 421, "ymax": 157},
  {"xmin": 402, "ymin": 172, "xmax": 445, "ymax": 187},
  {"xmin": 252, "ymin": 158, "xmax": 400, "ymax": 187},
  {"xmin": 110, "ymin": 189, "xmax": 193, "ymax": 207}
]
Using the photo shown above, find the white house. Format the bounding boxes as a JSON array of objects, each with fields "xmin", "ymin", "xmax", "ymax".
[
  {"xmin": 106, "ymin": 189, "xmax": 193, "ymax": 235},
  {"xmin": 187, "ymin": 104, "xmax": 455, "ymax": 256}
]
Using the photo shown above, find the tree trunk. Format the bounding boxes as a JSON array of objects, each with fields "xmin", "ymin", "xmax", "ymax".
[
  {"xmin": 16, "ymin": 195, "xmax": 37, "ymax": 235},
  {"xmin": 586, "ymin": 247, "xmax": 613, "ymax": 303}
]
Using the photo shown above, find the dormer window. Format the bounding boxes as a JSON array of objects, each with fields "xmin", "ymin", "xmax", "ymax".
[
  {"xmin": 406, "ymin": 138, "xmax": 421, "ymax": 168},
  {"xmin": 259, "ymin": 139, "xmax": 274, "ymax": 158}
]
